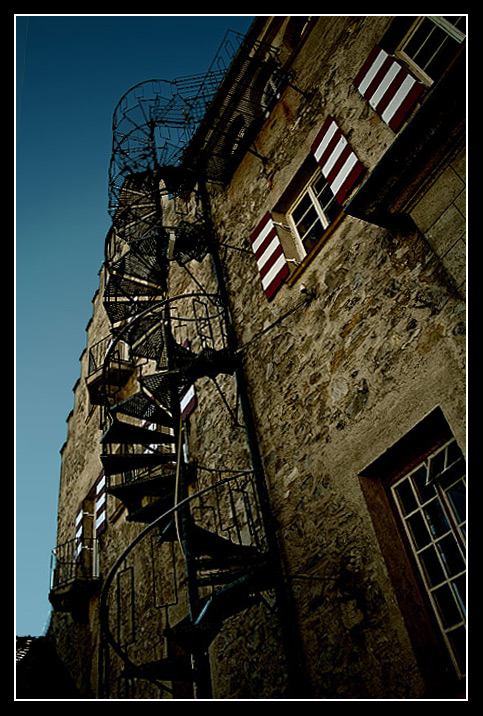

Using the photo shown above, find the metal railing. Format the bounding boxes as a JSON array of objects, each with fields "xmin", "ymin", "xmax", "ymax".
[
  {"xmin": 88, "ymin": 336, "xmax": 132, "ymax": 378},
  {"xmin": 98, "ymin": 467, "xmax": 271, "ymax": 698},
  {"xmin": 50, "ymin": 537, "xmax": 100, "ymax": 590}
]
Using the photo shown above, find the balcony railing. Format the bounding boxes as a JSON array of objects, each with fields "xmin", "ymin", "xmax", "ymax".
[
  {"xmin": 50, "ymin": 537, "xmax": 100, "ymax": 590},
  {"xmin": 86, "ymin": 335, "xmax": 134, "ymax": 406},
  {"xmin": 88, "ymin": 336, "xmax": 131, "ymax": 378}
]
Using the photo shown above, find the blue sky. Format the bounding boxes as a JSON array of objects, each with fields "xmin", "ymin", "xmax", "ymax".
[{"xmin": 15, "ymin": 13, "xmax": 254, "ymax": 638}]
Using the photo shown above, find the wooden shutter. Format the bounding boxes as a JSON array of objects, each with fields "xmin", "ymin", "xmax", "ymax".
[
  {"xmin": 180, "ymin": 340, "xmax": 197, "ymax": 420},
  {"xmin": 75, "ymin": 507, "xmax": 84, "ymax": 559},
  {"xmin": 95, "ymin": 471, "xmax": 107, "ymax": 536},
  {"xmin": 354, "ymin": 45, "xmax": 424, "ymax": 132},
  {"xmin": 311, "ymin": 116, "xmax": 365, "ymax": 205},
  {"xmin": 180, "ymin": 384, "xmax": 197, "ymax": 420},
  {"xmin": 250, "ymin": 212, "xmax": 290, "ymax": 301}
]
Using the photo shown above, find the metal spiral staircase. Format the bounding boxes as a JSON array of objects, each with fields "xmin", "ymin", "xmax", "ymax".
[{"xmin": 93, "ymin": 31, "xmax": 307, "ymax": 699}]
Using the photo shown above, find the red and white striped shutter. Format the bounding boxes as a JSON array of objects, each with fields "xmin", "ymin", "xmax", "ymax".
[
  {"xmin": 353, "ymin": 46, "xmax": 424, "ymax": 132},
  {"xmin": 180, "ymin": 384, "xmax": 197, "ymax": 420},
  {"xmin": 95, "ymin": 471, "xmax": 107, "ymax": 536},
  {"xmin": 180, "ymin": 340, "xmax": 197, "ymax": 420},
  {"xmin": 311, "ymin": 117, "xmax": 365, "ymax": 205},
  {"xmin": 75, "ymin": 506, "xmax": 84, "ymax": 559},
  {"xmin": 250, "ymin": 213, "xmax": 290, "ymax": 301}
]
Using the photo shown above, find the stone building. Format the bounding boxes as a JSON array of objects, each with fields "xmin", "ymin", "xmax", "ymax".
[{"xmin": 46, "ymin": 16, "xmax": 466, "ymax": 699}]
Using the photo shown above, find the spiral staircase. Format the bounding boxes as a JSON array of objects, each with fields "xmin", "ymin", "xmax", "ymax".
[
  {"xmin": 89, "ymin": 32, "xmax": 307, "ymax": 699},
  {"xmin": 96, "ymin": 193, "xmax": 283, "ymax": 698}
]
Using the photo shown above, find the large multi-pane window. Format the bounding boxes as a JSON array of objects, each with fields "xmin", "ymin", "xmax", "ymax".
[
  {"xmin": 287, "ymin": 168, "xmax": 340, "ymax": 257},
  {"xmin": 396, "ymin": 16, "xmax": 466, "ymax": 84},
  {"xmin": 391, "ymin": 438, "xmax": 466, "ymax": 678}
]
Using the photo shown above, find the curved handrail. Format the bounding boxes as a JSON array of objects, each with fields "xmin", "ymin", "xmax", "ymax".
[
  {"xmin": 100, "ymin": 290, "xmax": 230, "ymax": 408},
  {"xmin": 98, "ymin": 467, "xmax": 258, "ymax": 678}
]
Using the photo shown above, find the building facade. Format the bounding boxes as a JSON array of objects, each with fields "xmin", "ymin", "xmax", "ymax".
[{"xmin": 46, "ymin": 16, "xmax": 466, "ymax": 699}]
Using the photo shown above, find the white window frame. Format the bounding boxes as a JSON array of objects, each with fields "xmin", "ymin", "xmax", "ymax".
[
  {"xmin": 391, "ymin": 438, "xmax": 466, "ymax": 678},
  {"xmin": 396, "ymin": 16, "xmax": 466, "ymax": 85},
  {"xmin": 286, "ymin": 167, "xmax": 340, "ymax": 259}
]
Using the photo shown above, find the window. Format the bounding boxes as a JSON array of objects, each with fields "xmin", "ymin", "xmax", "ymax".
[
  {"xmin": 391, "ymin": 438, "xmax": 466, "ymax": 678},
  {"xmin": 287, "ymin": 168, "xmax": 341, "ymax": 257},
  {"xmin": 395, "ymin": 16, "xmax": 466, "ymax": 84},
  {"xmin": 249, "ymin": 116, "xmax": 364, "ymax": 298},
  {"xmin": 359, "ymin": 408, "xmax": 466, "ymax": 693}
]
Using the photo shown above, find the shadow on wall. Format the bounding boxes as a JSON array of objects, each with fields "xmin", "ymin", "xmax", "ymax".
[{"xmin": 16, "ymin": 636, "xmax": 81, "ymax": 700}]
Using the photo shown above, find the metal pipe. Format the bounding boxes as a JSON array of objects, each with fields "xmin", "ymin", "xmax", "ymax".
[{"xmin": 197, "ymin": 176, "xmax": 312, "ymax": 698}]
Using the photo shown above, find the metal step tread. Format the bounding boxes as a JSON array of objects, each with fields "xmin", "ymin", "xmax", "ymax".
[
  {"xmin": 112, "ymin": 390, "xmax": 172, "ymax": 425},
  {"xmin": 101, "ymin": 418, "xmax": 176, "ymax": 447},
  {"xmin": 101, "ymin": 451, "xmax": 177, "ymax": 477},
  {"xmin": 126, "ymin": 495, "xmax": 176, "ymax": 524},
  {"xmin": 167, "ymin": 566, "xmax": 275, "ymax": 651},
  {"xmin": 189, "ymin": 524, "xmax": 262, "ymax": 560},
  {"xmin": 107, "ymin": 470, "xmax": 176, "ymax": 500}
]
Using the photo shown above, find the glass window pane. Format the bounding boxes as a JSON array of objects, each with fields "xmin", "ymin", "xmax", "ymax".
[
  {"xmin": 394, "ymin": 479, "xmax": 418, "ymax": 516},
  {"xmin": 297, "ymin": 206, "xmax": 320, "ymax": 237},
  {"xmin": 423, "ymin": 499, "xmax": 450, "ymax": 539},
  {"xmin": 404, "ymin": 19, "xmax": 438, "ymax": 60},
  {"xmin": 302, "ymin": 220, "xmax": 325, "ymax": 253},
  {"xmin": 419, "ymin": 545, "xmax": 445, "ymax": 587},
  {"xmin": 402, "ymin": 17, "xmax": 465, "ymax": 81},
  {"xmin": 452, "ymin": 574, "xmax": 466, "ymax": 616},
  {"xmin": 410, "ymin": 23, "xmax": 447, "ymax": 71},
  {"xmin": 432, "ymin": 583, "xmax": 462, "ymax": 628},
  {"xmin": 436, "ymin": 534, "xmax": 465, "ymax": 578},
  {"xmin": 292, "ymin": 194, "xmax": 312, "ymax": 225},
  {"xmin": 390, "ymin": 438, "xmax": 466, "ymax": 679},
  {"xmin": 316, "ymin": 185, "xmax": 333, "ymax": 209},
  {"xmin": 312, "ymin": 174, "xmax": 330, "ymax": 198},
  {"xmin": 428, "ymin": 448, "xmax": 446, "ymax": 482},
  {"xmin": 425, "ymin": 40, "xmax": 460, "ymax": 80},
  {"xmin": 407, "ymin": 512, "xmax": 431, "ymax": 550},
  {"xmin": 412, "ymin": 464, "xmax": 434, "ymax": 504},
  {"xmin": 446, "ymin": 440, "xmax": 464, "ymax": 466},
  {"xmin": 445, "ymin": 480, "xmax": 466, "ymax": 525},
  {"xmin": 325, "ymin": 198, "xmax": 340, "ymax": 225}
]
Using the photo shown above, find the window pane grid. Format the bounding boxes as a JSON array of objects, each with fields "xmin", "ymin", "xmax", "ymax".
[
  {"xmin": 288, "ymin": 168, "xmax": 338, "ymax": 256},
  {"xmin": 392, "ymin": 439, "xmax": 466, "ymax": 677},
  {"xmin": 400, "ymin": 16, "xmax": 466, "ymax": 82}
]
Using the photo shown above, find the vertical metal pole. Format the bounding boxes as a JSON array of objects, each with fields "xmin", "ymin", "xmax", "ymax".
[
  {"xmin": 148, "ymin": 108, "xmax": 213, "ymax": 696},
  {"xmin": 162, "ymin": 304, "xmax": 213, "ymax": 699},
  {"xmin": 198, "ymin": 178, "xmax": 311, "ymax": 698}
]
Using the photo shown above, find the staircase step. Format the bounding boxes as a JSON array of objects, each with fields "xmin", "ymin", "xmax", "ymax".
[
  {"xmin": 167, "ymin": 566, "xmax": 274, "ymax": 651},
  {"xmin": 127, "ymin": 316, "xmax": 166, "ymax": 362},
  {"xmin": 142, "ymin": 373, "xmax": 172, "ymax": 406},
  {"xmin": 112, "ymin": 390, "xmax": 172, "ymax": 426},
  {"xmin": 101, "ymin": 451, "xmax": 176, "ymax": 477},
  {"xmin": 110, "ymin": 249, "xmax": 165, "ymax": 288},
  {"xmin": 107, "ymin": 471, "xmax": 176, "ymax": 501},
  {"xmin": 189, "ymin": 524, "xmax": 261, "ymax": 560},
  {"xmin": 105, "ymin": 271, "xmax": 161, "ymax": 299},
  {"xmin": 177, "ymin": 347, "xmax": 237, "ymax": 387},
  {"xmin": 126, "ymin": 495, "xmax": 175, "ymax": 524},
  {"xmin": 104, "ymin": 295, "xmax": 165, "ymax": 325},
  {"xmin": 101, "ymin": 419, "xmax": 176, "ymax": 447}
]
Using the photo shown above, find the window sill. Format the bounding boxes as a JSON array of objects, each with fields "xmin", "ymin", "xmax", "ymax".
[{"xmin": 285, "ymin": 212, "xmax": 345, "ymax": 287}]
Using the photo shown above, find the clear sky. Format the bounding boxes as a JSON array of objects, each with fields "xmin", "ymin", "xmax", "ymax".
[{"xmin": 15, "ymin": 13, "xmax": 255, "ymax": 638}]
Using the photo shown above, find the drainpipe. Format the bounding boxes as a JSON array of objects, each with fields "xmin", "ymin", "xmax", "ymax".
[{"xmin": 197, "ymin": 176, "xmax": 311, "ymax": 699}]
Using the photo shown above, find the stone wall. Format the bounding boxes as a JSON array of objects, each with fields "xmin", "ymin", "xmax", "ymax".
[
  {"xmin": 48, "ymin": 16, "xmax": 466, "ymax": 699},
  {"xmin": 201, "ymin": 16, "xmax": 466, "ymax": 698}
]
